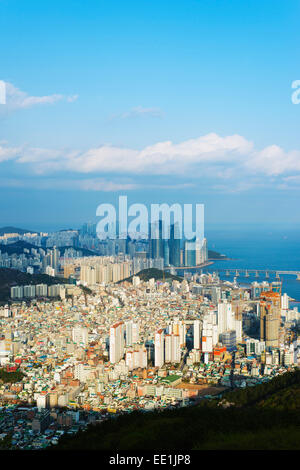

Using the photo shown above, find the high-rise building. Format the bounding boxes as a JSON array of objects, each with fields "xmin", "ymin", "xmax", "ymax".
[
  {"xmin": 80, "ymin": 265, "xmax": 96, "ymax": 285},
  {"xmin": 281, "ymin": 293, "xmax": 289, "ymax": 313},
  {"xmin": 50, "ymin": 246, "xmax": 60, "ymax": 272},
  {"xmin": 195, "ymin": 237, "xmax": 207, "ymax": 265},
  {"xmin": 154, "ymin": 329, "xmax": 164, "ymax": 367},
  {"xmin": 163, "ymin": 240, "xmax": 169, "ymax": 266},
  {"xmin": 109, "ymin": 322, "xmax": 125, "ymax": 364},
  {"xmin": 126, "ymin": 346, "xmax": 147, "ymax": 370},
  {"xmin": 10, "ymin": 286, "xmax": 23, "ymax": 299},
  {"xmin": 149, "ymin": 220, "xmax": 164, "ymax": 260},
  {"xmin": 211, "ymin": 286, "xmax": 221, "ymax": 304},
  {"xmin": 260, "ymin": 290, "xmax": 281, "ymax": 348},
  {"xmin": 169, "ymin": 223, "xmax": 181, "ymax": 267},
  {"xmin": 48, "ymin": 284, "xmax": 65, "ymax": 299},
  {"xmin": 184, "ymin": 240, "xmax": 196, "ymax": 267},
  {"xmin": 246, "ymin": 338, "xmax": 265, "ymax": 356},
  {"xmin": 170, "ymin": 320, "xmax": 186, "ymax": 347},
  {"xmin": 220, "ymin": 330, "xmax": 237, "ymax": 353},
  {"xmin": 72, "ymin": 326, "xmax": 89, "ymax": 346},
  {"xmin": 193, "ymin": 320, "xmax": 201, "ymax": 349},
  {"xmin": 23, "ymin": 285, "xmax": 36, "ymax": 298},
  {"xmin": 183, "ymin": 237, "xmax": 207, "ymax": 267},
  {"xmin": 217, "ymin": 300, "xmax": 242, "ymax": 342},
  {"xmin": 165, "ymin": 334, "xmax": 181, "ymax": 363},
  {"xmin": 36, "ymin": 393, "xmax": 49, "ymax": 410},
  {"xmin": 202, "ymin": 314, "xmax": 218, "ymax": 353},
  {"xmin": 132, "ymin": 322, "xmax": 139, "ymax": 344},
  {"xmin": 36, "ymin": 284, "xmax": 48, "ymax": 297},
  {"xmin": 125, "ymin": 321, "xmax": 139, "ymax": 346}
]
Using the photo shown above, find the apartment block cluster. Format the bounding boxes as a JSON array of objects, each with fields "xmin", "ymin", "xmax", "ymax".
[{"xmin": 10, "ymin": 284, "xmax": 69, "ymax": 300}]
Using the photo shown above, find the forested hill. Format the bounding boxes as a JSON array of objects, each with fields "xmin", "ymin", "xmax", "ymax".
[
  {"xmin": 53, "ymin": 369, "xmax": 300, "ymax": 450},
  {"xmin": 0, "ymin": 241, "xmax": 36, "ymax": 255},
  {"xmin": 120, "ymin": 268, "xmax": 183, "ymax": 283}
]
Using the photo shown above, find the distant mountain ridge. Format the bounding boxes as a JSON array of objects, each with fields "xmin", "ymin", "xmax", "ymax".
[{"xmin": 0, "ymin": 226, "xmax": 38, "ymax": 236}]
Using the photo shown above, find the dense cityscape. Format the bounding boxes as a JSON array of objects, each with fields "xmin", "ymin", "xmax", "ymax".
[
  {"xmin": 0, "ymin": 225, "xmax": 298, "ymax": 449},
  {"xmin": 1, "ymin": 0, "xmax": 299, "ymax": 456}
]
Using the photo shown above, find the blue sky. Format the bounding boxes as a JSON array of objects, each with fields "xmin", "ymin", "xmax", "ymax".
[{"xmin": 0, "ymin": 0, "xmax": 300, "ymax": 231}]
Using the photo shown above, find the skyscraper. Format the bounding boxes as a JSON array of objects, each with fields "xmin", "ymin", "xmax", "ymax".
[
  {"xmin": 193, "ymin": 320, "xmax": 201, "ymax": 349},
  {"xmin": 149, "ymin": 220, "xmax": 164, "ymax": 260},
  {"xmin": 184, "ymin": 240, "xmax": 196, "ymax": 267},
  {"xmin": 125, "ymin": 320, "xmax": 139, "ymax": 346},
  {"xmin": 260, "ymin": 290, "xmax": 281, "ymax": 348},
  {"xmin": 169, "ymin": 223, "xmax": 181, "ymax": 267},
  {"xmin": 154, "ymin": 329, "xmax": 164, "ymax": 367},
  {"xmin": 109, "ymin": 322, "xmax": 125, "ymax": 364},
  {"xmin": 184, "ymin": 237, "xmax": 207, "ymax": 267},
  {"xmin": 50, "ymin": 246, "xmax": 60, "ymax": 272},
  {"xmin": 165, "ymin": 334, "xmax": 181, "ymax": 363}
]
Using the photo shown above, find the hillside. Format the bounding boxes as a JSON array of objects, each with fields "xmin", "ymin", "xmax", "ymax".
[
  {"xmin": 0, "ymin": 241, "xmax": 37, "ymax": 255},
  {"xmin": 119, "ymin": 268, "xmax": 183, "ymax": 284},
  {"xmin": 0, "ymin": 268, "xmax": 67, "ymax": 302},
  {"xmin": 0, "ymin": 368, "xmax": 25, "ymax": 384},
  {"xmin": 0, "ymin": 227, "xmax": 37, "ymax": 236},
  {"xmin": 208, "ymin": 249, "xmax": 230, "ymax": 260},
  {"xmin": 58, "ymin": 246, "xmax": 98, "ymax": 257},
  {"xmin": 53, "ymin": 369, "xmax": 300, "ymax": 450}
]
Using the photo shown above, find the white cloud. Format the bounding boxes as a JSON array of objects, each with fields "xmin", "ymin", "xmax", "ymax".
[
  {"xmin": 0, "ymin": 143, "xmax": 20, "ymax": 162},
  {"xmin": 0, "ymin": 82, "xmax": 78, "ymax": 114},
  {"xmin": 246, "ymin": 145, "xmax": 300, "ymax": 176},
  {"xmin": 110, "ymin": 105, "xmax": 164, "ymax": 120},
  {"xmin": 0, "ymin": 177, "xmax": 140, "ymax": 192},
  {"xmin": 1, "ymin": 133, "xmax": 300, "ymax": 192},
  {"xmin": 66, "ymin": 95, "xmax": 79, "ymax": 103},
  {"xmin": 38, "ymin": 132, "xmax": 252, "ymax": 176},
  {"xmin": 76, "ymin": 179, "xmax": 139, "ymax": 192}
]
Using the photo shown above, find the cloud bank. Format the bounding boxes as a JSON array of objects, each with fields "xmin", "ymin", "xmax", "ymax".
[
  {"xmin": 0, "ymin": 82, "xmax": 78, "ymax": 115},
  {"xmin": 0, "ymin": 133, "xmax": 300, "ymax": 192}
]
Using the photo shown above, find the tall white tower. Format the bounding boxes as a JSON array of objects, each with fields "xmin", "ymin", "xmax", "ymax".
[
  {"xmin": 109, "ymin": 322, "xmax": 125, "ymax": 364},
  {"xmin": 155, "ymin": 329, "xmax": 165, "ymax": 367}
]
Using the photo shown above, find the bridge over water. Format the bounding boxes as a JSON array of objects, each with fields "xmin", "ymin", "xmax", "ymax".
[
  {"xmin": 209, "ymin": 268, "xmax": 300, "ymax": 280},
  {"xmin": 164, "ymin": 266, "xmax": 300, "ymax": 280}
]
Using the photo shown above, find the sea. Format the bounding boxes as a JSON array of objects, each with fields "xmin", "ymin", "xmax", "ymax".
[{"xmin": 192, "ymin": 228, "xmax": 300, "ymax": 305}]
